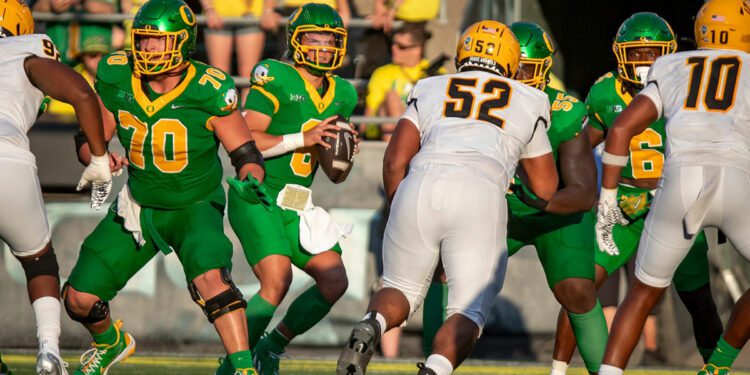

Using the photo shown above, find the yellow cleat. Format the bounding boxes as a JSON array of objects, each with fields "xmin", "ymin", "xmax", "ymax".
[{"xmin": 74, "ymin": 320, "xmax": 136, "ymax": 375}]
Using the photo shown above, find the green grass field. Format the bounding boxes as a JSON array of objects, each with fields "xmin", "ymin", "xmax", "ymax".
[{"xmin": 3, "ymin": 354, "xmax": 748, "ymax": 375}]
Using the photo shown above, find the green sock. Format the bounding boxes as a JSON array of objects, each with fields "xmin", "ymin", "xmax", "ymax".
[
  {"xmin": 246, "ymin": 293, "xmax": 278, "ymax": 347},
  {"xmin": 698, "ymin": 346, "xmax": 715, "ymax": 363},
  {"xmin": 280, "ymin": 286, "xmax": 333, "ymax": 339},
  {"xmin": 567, "ymin": 300, "xmax": 608, "ymax": 373},
  {"xmin": 265, "ymin": 329, "xmax": 291, "ymax": 354},
  {"xmin": 228, "ymin": 350, "xmax": 254, "ymax": 370},
  {"xmin": 422, "ymin": 281, "xmax": 448, "ymax": 357},
  {"xmin": 91, "ymin": 320, "xmax": 118, "ymax": 346},
  {"xmin": 707, "ymin": 337, "xmax": 741, "ymax": 368}
]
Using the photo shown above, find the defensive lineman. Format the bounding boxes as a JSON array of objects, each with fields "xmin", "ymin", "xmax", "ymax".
[
  {"xmin": 337, "ymin": 20, "xmax": 559, "ymax": 375},
  {"xmin": 596, "ymin": 1, "xmax": 750, "ymax": 374},
  {"xmin": 0, "ymin": 1, "xmax": 112, "ymax": 374}
]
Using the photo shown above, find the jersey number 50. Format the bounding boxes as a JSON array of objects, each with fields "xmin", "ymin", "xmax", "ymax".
[{"xmin": 442, "ymin": 78, "xmax": 511, "ymax": 128}]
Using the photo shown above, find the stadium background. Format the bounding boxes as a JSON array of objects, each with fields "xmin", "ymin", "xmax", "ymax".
[{"xmin": 3, "ymin": 0, "xmax": 750, "ymax": 371}]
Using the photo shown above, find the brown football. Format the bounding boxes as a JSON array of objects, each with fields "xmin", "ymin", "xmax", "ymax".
[{"xmin": 316, "ymin": 116, "xmax": 355, "ymax": 184}]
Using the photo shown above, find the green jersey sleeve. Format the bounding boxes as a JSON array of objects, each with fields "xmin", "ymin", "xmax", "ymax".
[
  {"xmin": 95, "ymin": 51, "xmax": 134, "ymax": 113},
  {"xmin": 244, "ymin": 59, "xmax": 284, "ymax": 117},
  {"xmin": 190, "ymin": 62, "xmax": 239, "ymax": 117},
  {"xmin": 584, "ymin": 72, "xmax": 617, "ymax": 132},
  {"xmin": 546, "ymin": 87, "xmax": 585, "ymax": 149}
]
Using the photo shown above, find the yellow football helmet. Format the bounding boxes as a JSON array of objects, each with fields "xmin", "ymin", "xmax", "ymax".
[
  {"xmin": 694, "ymin": 0, "xmax": 750, "ymax": 53},
  {"xmin": 456, "ymin": 20, "xmax": 520, "ymax": 78},
  {"xmin": 0, "ymin": 0, "xmax": 34, "ymax": 37}
]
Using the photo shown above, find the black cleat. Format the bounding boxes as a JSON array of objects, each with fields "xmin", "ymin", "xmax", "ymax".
[
  {"xmin": 416, "ymin": 362, "xmax": 437, "ymax": 375},
  {"xmin": 336, "ymin": 318, "xmax": 381, "ymax": 375}
]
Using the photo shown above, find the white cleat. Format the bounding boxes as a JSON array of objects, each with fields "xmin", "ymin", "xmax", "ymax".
[{"xmin": 36, "ymin": 349, "xmax": 69, "ymax": 375}]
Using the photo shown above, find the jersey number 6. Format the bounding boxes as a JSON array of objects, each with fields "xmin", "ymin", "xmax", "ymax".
[{"xmin": 442, "ymin": 78, "xmax": 511, "ymax": 128}]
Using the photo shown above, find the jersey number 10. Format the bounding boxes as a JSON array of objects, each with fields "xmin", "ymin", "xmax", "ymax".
[
  {"xmin": 684, "ymin": 56, "xmax": 741, "ymax": 112},
  {"xmin": 442, "ymin": 78, "xmax": 511, "ymax": 128}
]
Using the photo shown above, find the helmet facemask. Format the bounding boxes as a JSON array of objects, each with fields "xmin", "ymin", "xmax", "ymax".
[
  {"xmin": 132, "ymin": 28, "xmax": 189, "ymax": 76},
  {"xmin": 516, "ymin": 56, "xmax": 552, "ymax": 90},
  {"xmin": 613, "ymin": 41, "xmax": 674, "ymax": 87},
  {"xmin": 290, "ymin": 26, "xmax": 347, "ymax": 75}
]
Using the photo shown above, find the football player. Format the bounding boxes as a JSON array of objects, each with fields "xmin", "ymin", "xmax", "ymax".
[
  {"xmin": 596, "ymin": 1, "xmax": 750, "ymax": 374},
  {"xmin": 0, "ymin": 1, "xmax": 112, "ymax": 374},
  {"xmin": 337, "ymin": 20, "xmax": 559, "ymax": 375},
  {"xmin": 552, "ymin": 12, "xmax": 724, "ymax": 371},
  {"xmin": 63, "ymin": 0, "xmax": 267, "ymax": 374},
  {"xmin": 507, "ymin": 22, "xmax": 607, "ymax": 375},
  {"xmin": 216, "ymin": 4, "xmax": 358, "ymax": 375}
]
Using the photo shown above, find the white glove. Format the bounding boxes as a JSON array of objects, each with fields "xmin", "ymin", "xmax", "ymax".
[
  {"xmin": 596, "ymin": 188, "xmax": 629, "ymax": 256},
  {"xmin": 77, "ymin": 153, "xmax": 113, "ymax": 210}
]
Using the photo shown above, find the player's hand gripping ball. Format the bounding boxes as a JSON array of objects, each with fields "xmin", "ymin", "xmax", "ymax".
[{"xmin": 316, "ymin": 115, "xmax": 356, "ymax": 184}]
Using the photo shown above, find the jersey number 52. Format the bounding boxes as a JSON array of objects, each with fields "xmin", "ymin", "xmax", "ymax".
[{"xmin": 442, "ymin": 78, "xmax": 511, "ymax": 128}]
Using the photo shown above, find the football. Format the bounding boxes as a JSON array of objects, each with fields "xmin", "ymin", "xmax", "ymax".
[{"xmin": 316, "ymin": 116, "xmax": 356, "ymax": 184}]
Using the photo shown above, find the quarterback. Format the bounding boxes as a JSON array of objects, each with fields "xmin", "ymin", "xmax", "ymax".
[
  {"xmin": 0, "ymin": 1, "xmax": 112, "ymax": 374},
  {"xmin": 553, "ymin": 12, "xmax": 724, "ymax": 370},
  {"xmin": 217, "ymin": 3, "xmax": 358, "ymax": 375},
  {"xmin": 63, "ymin": 0, "xmax": 267, "ymax": 374},
  {"xmin": 337, "ymin": 20, "xmax": 558, "ymax": 375},
  {"xmin": 597, "ymin": 1, "xmax": 750, "ymax": 374}
]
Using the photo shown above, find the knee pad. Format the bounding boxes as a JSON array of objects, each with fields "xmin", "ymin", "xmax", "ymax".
[
  {"xmin": 61, "ymin": 283, "xmax": 110, "ymax": 324},
  {"xmin": 20, "ymin": 247, "xmax": 59, "ymax": 282},
  {"xmin": 188, "ymin": 268, "xmax": 247, "ymax": 323}
]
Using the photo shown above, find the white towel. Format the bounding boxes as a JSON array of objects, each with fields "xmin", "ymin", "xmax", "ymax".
[
  {"xmin": 116, "ymin": 185, "xmax": 146, "ymax": 246},
  {"xmin": 298, "ymin": 206, "xmax": 353, "ymax": 254}
]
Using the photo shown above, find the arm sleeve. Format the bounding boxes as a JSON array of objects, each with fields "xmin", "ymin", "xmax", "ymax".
[
  {"xmin": 399, "ymin": 83, "xmax": 420, "ymax": 131},
  {"xmin": 521, "ymin": 101, "xmax": 553, "ymax": 159}
]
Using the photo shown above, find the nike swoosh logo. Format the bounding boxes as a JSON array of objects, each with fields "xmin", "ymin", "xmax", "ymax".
[{"xmin": 171, "ymin": 104, "xmax": 184, "ymax": 110}]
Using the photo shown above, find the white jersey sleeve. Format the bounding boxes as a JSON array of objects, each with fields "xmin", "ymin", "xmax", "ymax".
[
  {"xmin": 0, "ymin": 34, "xmax": 59, "ymax": 160},
  {"xmin": 646, "ymin": 49, "xmax": 750, "ymax": 172},
  {"xmin": 401, "ymin": 70, "xmax": 552, "ymax": 187}
]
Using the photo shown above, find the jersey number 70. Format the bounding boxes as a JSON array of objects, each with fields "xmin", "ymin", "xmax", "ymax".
[{"xmin": 442, "ymin": 77, "xmax": 512, "ymax": 128}]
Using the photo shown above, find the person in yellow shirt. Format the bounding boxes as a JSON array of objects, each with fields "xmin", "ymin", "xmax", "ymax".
[
  {"xmin": 371, "ymin": 0, "xmax": 439, "ymax": 33},
  {"xmin": 47, "ymin": 32, "xmax": 111, "ymax": 117},
  {"xmin": 363, "ymin": 23, "xmax": 444, "ymax": 141}
]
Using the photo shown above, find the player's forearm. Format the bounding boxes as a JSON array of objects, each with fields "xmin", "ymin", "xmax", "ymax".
[
  {"xmin": 545, "ymin": 184, "xmax": 596, "ymax": 214},
  {"xmin": 383, "ymin": 165, "xmax": 407, "ymax": 205}
]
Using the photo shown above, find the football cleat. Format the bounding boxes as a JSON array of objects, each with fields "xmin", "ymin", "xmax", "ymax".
[
  {"xmin": 698, "ymin": 364, "xmax": 731, "ymax": 375},
  {"xmin": 36, "ymin": 344, "xmax": 69, "ymax": 375},
  {"xmin": 74, "ymin": 320, "xmax": 135, "ymax": 375},
  {"xmin": 252, "ymin": 334, "xmax": 282, "ymax": 375},
  {"xmin": 416, "ymin": 362, "xmax": 437, "ymax": 375},
  {"xmin": 336, "ymin": 318, "xmax": 381, "ymax": 375},
  {"xmin": 233, "ymin": 368, "xmax": 258, "ymax": 375}
]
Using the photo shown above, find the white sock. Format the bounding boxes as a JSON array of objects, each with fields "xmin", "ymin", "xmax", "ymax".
[
  {"xmin": 425, "ymin": 354, "xmax": 453, "ymax": 375},
  {"xmin": 363, "ymin": 312, "xmax": 387, "ymax": 337},
  {"xmin": 32, "ymin": 296, "xmax": 61, "ymax": 355},
  {"xmin": 598, "ymin": 364, "xmax": 624, "ymax": 375},
  {"xmin": 550, "ymin": 359, "xmax": 569, "ymax": 375}
]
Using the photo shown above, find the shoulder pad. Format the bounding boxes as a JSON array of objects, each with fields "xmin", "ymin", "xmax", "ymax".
[
  {"xmin": 250, "ymin": 59, "xmax": 291, "ymax": 87},
  {"xmin": 191, "ymin": 61, "xmax": 239, "ymax": 115},
  {"xmin": 96, "ymin": 51, "xmax": 133, "ymax": 86}
]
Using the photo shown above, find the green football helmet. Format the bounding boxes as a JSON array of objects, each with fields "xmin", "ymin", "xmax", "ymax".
[
  {"xmin": 287, "ymin": 3, "xmax": 347, "ymax": 75},
  {"xmin": 510, "ymin": 22, "xmax": 555, "ymax": 90},
  {"xmin": 613, "ymin": 12, "xmax": 676, "ymax": 87},
  {"xmin": 131, "ymin": 0, "xmax": 196, "ymax": 76}
]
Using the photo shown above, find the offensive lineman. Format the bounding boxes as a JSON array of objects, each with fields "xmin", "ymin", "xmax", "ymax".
[
  {"xmin": 63, "ymin": 0, "xmax": 268, "ymax": 374},
  {"xmin": 596, "ymin": 1, "xmax": 750, "ymax": 374},
  {"xmin": 553, "ymin": 12, "xmax": 724, "ymax": 370},
  {"xmin": 337, "ymin": 20, "xmax": 559, "ymax": 375},
  {"xmin": 217, "ymin": 4, "xmax": 358, "ymax": 375},
  {"xmin": 0, "ymin": 1, "xmax": 112, "ymax": 374}
]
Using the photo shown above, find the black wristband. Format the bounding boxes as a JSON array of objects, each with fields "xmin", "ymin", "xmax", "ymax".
[
  {"xmin": 74, "ymin": 129, "xmax": 109, "ymax": 154},
  {"xmin": 229, "ymin": 140, "xmax": 264, "ymax": 175}
]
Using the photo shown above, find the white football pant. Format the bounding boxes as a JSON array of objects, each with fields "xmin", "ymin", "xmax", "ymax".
[{"xmin": 0, "ymin": 158, "xmax": 50, "ymax": 257}]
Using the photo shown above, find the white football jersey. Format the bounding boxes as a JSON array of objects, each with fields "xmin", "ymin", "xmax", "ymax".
[
  {"xmin": 639, "ymin": 49, "xmax": 750, "ymax": 171},
  {"xmin": 400, "ymin": 69, "xmax": 552, "ymax": 188},
  {"xmin": 0, "ymin": 34, "xmax": 58, "ymax": 162}
]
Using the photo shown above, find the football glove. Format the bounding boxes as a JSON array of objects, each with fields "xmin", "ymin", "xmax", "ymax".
[
  {"xmin": 76, "ymin": 153, "xmax": 113, "ymax": 210},
  {"xmin": 618, "ymin": 190, "xmax": 651, "ymax": 219},
  {"xmin": 596, "ymin": 188, "xmax": 629, "ymax": 256},
  {"xmin": 227, "ymin": 176, "xmax": 274, "ymax": 210}
]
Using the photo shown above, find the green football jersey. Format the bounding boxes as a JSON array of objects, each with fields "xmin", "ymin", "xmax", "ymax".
[
  {"xmin": 508, "ymin": 86, "xmax": 586, "ymax": 216},
  {"xmin": 586, "ymin": 71, "xmax": 666, "ymax": 181},
  {"xmin": 96, "ymin": 51, "xmax": 239, "ymax": 209},
  {"xmin": 244, "ymin": 59, "xmax": 358, "ymax": 194}
]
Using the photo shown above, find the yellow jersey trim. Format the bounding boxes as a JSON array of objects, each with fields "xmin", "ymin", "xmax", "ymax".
[
  {"xmin": 292, "ymin": 66, "xmax": 336, "ymax": 114},
  {"xmin": 614, "ymin": 77, "xmax": 633, "ymax": 105},
  {"xmin": 252, "ymin": 86, "xmax": 280, "ymax": 114},
  {"xmin": 131, "ymin": 64, "xmax": 197, "ymax": 117}
]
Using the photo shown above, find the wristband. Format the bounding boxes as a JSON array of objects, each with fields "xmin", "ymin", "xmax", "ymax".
[{"xmin": 601, "ymin": 151, "xmax": 628, "ymax": 167}]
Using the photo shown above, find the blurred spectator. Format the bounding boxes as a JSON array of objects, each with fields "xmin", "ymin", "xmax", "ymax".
[
  {"xmin": 371, "ymin": 0, "xmax": 439, "ymax": 33},
  {"xmin": 362, "ymin": 23, "xmax": 444, "ymax": 141},
  {"xmin": 46, "ymin": 31, "xmax": 112, "ymax": 117},
  {"xmin": 120, "ymin": 0, "xmax": 148, "ymax": 49},
  {"xmin": 33, "ymin": 0, "xmax": 118, "ymax": 66},
  {"xmin": 260, "ymin": 0, "xmax": 351, "ymax": 59},
  {"xmin": 199, "ymin": 0, "xmax": 264, "ymax": 101}
]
